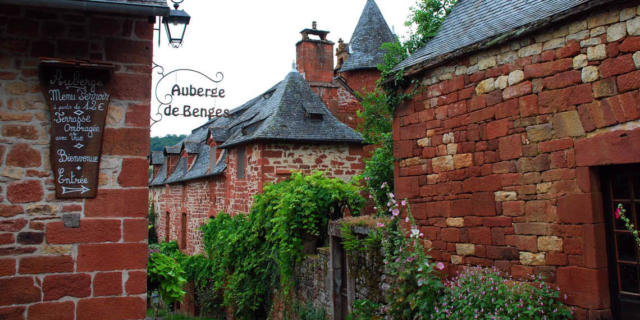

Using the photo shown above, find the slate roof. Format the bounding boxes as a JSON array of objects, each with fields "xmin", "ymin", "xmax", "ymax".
[
  {"xmin": 150, "ymin": 151, "xmax": 164, "ymax": 165},
  {"xmin": 149, "ymin": 70, "xmax": 364, "ymax": 186},
  {"xmin": 2, "ymin": 0, "xmax": 170, "ymax": 15},
  {"xmin": 393, "ymin": 0, "xmax": 612, "ymax": 74},
  {"xmin": 340, "ymin": 0, "xmax": 396, "ymax": 72},
  {"xmin": 219, "ymin": 71, "xmax": 364, "ymax": 148},
  {"xmin": 150, "ymin": 160, "xmax": 167, "ymax": 186},
  {"xmin": 84, "ymin": 0, "xmax": 167, "ymax": 5}
]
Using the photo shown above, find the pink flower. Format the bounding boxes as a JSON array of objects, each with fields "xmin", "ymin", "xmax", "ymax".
[
  {"xmin": 615, "ymin": 206, "xmax": 622, "ymax": 219},
  {"xmin": 405, "ymin": 217, "xmax": 409, "ymax": 223},
  {"xmin": 368, "ymin": 194, "xmax": 373, "ymax": 199},
  {"xmin": 388, "ymin": 192, "xmax": 395, "ymax": 199},
  {"xmin": 391, "ymin": 208, "xmax": 400, "ymax": 216},
  {"xmin": 436, "ymin": 262, "xmax": 445, "ymax": 270},
  {"xmin": 376, "ymin": 222, "xmax": 385, "ymax": 228},
  {"xmin": 401, "ymin": 199, "xmax": 406, "ymax": 206}
]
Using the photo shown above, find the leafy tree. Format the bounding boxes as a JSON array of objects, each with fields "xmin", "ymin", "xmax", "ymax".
[
  {"xmin": 404, "ymin": 0, "xmax": 458, "ymax": 54},
  {"xmin": 150, "ymin": 134, "xmax": 187, "ymax": 152}
]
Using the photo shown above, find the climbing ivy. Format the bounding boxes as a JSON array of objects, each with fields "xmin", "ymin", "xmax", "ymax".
[{"xmin": 164, "ymin": 171, "xmax": 364, "ymax": 319}]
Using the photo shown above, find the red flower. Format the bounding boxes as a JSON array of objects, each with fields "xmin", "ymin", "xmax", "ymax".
[{"xmin": 615, "ymin": 206, "xmax": 622, "ymax": 220}]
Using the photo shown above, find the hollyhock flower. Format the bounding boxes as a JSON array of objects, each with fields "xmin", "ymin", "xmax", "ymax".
[
  {"xmin": 376, "ymin": 222, "xmax": 385, "ymax": 228},
  {"xmin": 388, "ymin": 192, "xmax": 395, "ymax": 198},
  {"xmin": 436, "ymin": 262, "xmax": 445, "ymax": 270},
  {"xmin": 380, "ymin": 182, "xmax": 387, "ymax": 189},
  {"xmin": 615, "ymin": 206, "xmax": 622, "ymax": 219},
  {"xmin": 392, "ymin": 208, "xmax": 400, "ymax": 216},
  {"xmin": 410, "ymin": 228, "xmax": 420, "ymax": 238},
  {"xmin": 401, "ymin": 199, "xmax": 406, "ymax": 206},
  {"xmin": 405, "ymin": 217, "xmax": 409, "ymax": 223}
]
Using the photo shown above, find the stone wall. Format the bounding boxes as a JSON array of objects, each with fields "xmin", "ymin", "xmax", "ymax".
[
  {"xmin": 393, "ymin": 2, "xmax": 640, "ymax": 318},
  {"xmin": 151, "ymin": 142, "xmax": 364, "ymax": 254},
  {"xmin": 0, "ymin": 5, "xmax": 153, "ymax": 320},
  {"xmin": 295, "ymin": 247, "xmax": 332, "ymax": 316}
]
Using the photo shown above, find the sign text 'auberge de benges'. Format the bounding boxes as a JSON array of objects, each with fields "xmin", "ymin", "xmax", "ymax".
[{"xmin": 151, "ymin": 64, "xmax": 228, "ymax": 126}]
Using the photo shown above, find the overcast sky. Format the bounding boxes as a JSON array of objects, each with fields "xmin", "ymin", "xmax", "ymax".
[{"xmin": 151, "ymin": 0, "xmax": 416, "ymax": 137}]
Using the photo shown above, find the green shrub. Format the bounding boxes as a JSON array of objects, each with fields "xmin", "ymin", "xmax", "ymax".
[
  {"xmin": 256, "ymin": 171, "xmax": 364, "ymax": 288},
  {"xmin": 148, "ymin": 249, "xmax": 187, "ymax": 304},
  {"xmin": 346, "ymin": 299, "xmax": 383, "ymax": 320},
  {"xmin": 202, "ymin": 211, "xmax": 276, "ymax": 319},
  {"xmin": 290, "ymin": 302, "xmax": 327, "ymax": 320},
  {"xmin": 180, "ymin": 171, "xmax": 363, "ymax": 319},
  {"xmin": 432, "ymin": 267, "xmax": 573, "ymax": 319}
]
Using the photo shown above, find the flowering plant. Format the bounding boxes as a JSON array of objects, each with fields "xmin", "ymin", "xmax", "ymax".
[
  {"xmin": 342, "ymin": 182, "xmax": 444, "ymax": 319},
  {"xmin": 615, "ymin": 204, "xmax": 640, "ymax": 248},
  {"xmin": 431, "ymin": 267, "xmax": 572, "ymax": 319},
  {"xmin": 383, "ymin": 199, "xmax": 443, "ymax": 319}
]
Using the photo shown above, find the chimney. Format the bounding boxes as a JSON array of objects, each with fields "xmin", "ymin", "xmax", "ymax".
[{"xmin": 296, "ymin": 21, "xmax": 334, "ymax": 83}]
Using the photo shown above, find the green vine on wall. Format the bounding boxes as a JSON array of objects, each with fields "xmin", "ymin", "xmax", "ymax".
[{"xmin": 149, "ymin": 171, "xmax": 364, "ymax": 319}]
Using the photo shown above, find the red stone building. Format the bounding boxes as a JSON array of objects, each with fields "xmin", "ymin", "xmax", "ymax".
[
  {"xmin": 0, "ymin": 0, "xmax": 161, "ymax": 319},
  {"xmin": 150, "ymin": 0, "xmax": 396, "ymax": 255},
  {"xmin": 392, "ymin": 0, "xmax": 640, "ymax": 318}
]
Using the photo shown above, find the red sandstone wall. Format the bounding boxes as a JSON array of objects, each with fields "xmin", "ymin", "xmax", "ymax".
[
  {"xmin": 151, "ymin": 142, "xmax": 364, "ymax": 254},
  {"xmin": 0, "ymin": 5, "xmax": 152, "ymax": 320},
  {"xmin": 394, "ymin": 3, "xmax": 640, "ymax": 318},
  {"xmin": 261, "ymin": 143, "xmax": 364, "ymax": 183},
  {"xmin": 225, "ymin": 144, "xmax": 262, "ymax": 215},
  {"xmin": 340, "ymin": 69, "xmax": 379, "ymax": 93}
]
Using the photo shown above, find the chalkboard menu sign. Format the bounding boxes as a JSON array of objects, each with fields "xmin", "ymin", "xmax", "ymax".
[{"xmin": 40, "ymin": 60, "xmax": 113, "ymax": 199}]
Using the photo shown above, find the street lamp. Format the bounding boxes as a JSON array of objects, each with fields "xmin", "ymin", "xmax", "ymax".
[{"xmin": 159, "ymin": 0, "xmax": 191, "ymax": 48}]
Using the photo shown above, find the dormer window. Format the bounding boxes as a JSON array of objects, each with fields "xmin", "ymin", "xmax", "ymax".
[
  {"xmin": 262, "ymin": 89, "xmax": 275, "ymax": 100},
  {"xmin": 306, "ymin": 112, "xmax": 324, "ymax": 121}
]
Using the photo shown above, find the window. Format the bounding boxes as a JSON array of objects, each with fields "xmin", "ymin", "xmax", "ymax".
[
  {"xmin": 165, "ymin": 212, "xmax": 170, "ymax": 242},
  {"xmin": 237, "ymin": 146, "xmax": 245, "ymax": 179},
  {"xmin": 181, "ymin": 213, "xmax": 187, "ymax": 250},
  {"xmin": 602, "ymin": 165, "xmax": 640, "ymax": 319}
]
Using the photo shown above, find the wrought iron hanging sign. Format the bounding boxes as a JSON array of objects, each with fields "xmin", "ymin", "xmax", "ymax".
[
  {"xmin": 40, "ymin": 59, "xmax": 113, "ymax": 199},
  {"xmin": 150, "ymin": 62, "xmax": 227, "ymax": 127}
]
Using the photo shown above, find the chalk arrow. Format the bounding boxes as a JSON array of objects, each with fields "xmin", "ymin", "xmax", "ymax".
[
  {"xmin": 74, "ymin": 110, "xmax": 84, "ymax": 116},
  {"xmin": 74, "ymin": 143, "xmax": 84, "ymax": 149},
  {"xmin": 61, "ymin": 185, "xmax": 91, "ymax": 195}
]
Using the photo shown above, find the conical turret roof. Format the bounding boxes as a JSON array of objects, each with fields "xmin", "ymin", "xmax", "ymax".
[{"xmin": 340, "ymin": 0, "xmax": 396, "ymax": 72}]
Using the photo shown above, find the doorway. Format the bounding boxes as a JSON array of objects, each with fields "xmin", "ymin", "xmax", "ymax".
[
  {"xmin": 602, "ymin": 165, "xmax": 640, "ymax": 319},
  {"xmin": 331, "ymin": 236, "xmax": 349, "ymax": 320}
]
